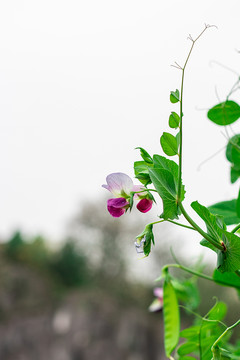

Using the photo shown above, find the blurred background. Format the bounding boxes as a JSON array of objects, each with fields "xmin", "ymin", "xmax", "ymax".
[{"xmin": 0, "ymin": 1, "xmax": 240, "ymax": 359}]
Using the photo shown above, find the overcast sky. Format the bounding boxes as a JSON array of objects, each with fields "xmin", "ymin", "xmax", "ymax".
[{"xmin": 0, "ymin": 1, "xmax": 240, "ymax": 240}]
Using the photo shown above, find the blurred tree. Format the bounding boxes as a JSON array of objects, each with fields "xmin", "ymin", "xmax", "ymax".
[
  {"xmin": 4, "ymin": 231, "xmax": 25, "ymax": 261},
  {"xmin": 49, "ymin": 240, "xmax": 88, "ymax": 288}
]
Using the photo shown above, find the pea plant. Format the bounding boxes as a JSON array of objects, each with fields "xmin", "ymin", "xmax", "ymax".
[{"xmin": 103, "ymin": 24, "xmax": 240, "ymax": 359}]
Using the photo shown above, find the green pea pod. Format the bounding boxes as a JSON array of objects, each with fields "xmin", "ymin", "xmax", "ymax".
[{"xmin": 163, "ymin": 278, "xmax": 180, "ymax": 358}]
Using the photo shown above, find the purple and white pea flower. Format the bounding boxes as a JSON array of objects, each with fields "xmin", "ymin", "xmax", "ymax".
[
  {"xmin": 102, "ymin": 172, "xmax": 153, "ymax": 217},
  {"xmin": 148, "ymin": 287, "xmax": 163, "ymax": 312}
]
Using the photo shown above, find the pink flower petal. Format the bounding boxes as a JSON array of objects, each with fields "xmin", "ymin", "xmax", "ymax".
[
  {"xmin": 153, "ymin": 287, "xmax": 163, "ymax": 299},
  {"xmin": 108, "ymin": 198, "xmax": 128, "ymax": 208},
  {"xmin": 107, "ymin": 198, "xmax": 129, "ymax": 217},
  {"xmin": 102, "ymin": 173, "xmax": 133, "ymax": 197},
  {"xmin": 132, "ymin": 185, "xmax": 145, "ymax": 198},
  {"xmin": 136, "ymin": 198, "xmax": 153, "ymax": 213}
]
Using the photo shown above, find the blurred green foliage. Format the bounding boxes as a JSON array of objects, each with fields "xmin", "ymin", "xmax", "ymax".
[{"xmin": 3, "ymin": 231, "xmax": 89, "ymax": 290}]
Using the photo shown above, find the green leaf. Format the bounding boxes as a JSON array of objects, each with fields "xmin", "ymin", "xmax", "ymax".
[
  {"xmin": 180, "ymin": 325, "xmax": 200, "ymax": 339},
  {"xmin": 208, "ymin": 101, "xmax": 240, "ymax": 126},
  {"xmin": 170, "ymin": 89, "xmax": 180, "ymax": 103},
  {"xmin": 200, "ymin": 238, "xmax": 218, "ymax": 252},
  {"xmin": 237, "ymin": 188, "xmax": 240, "ymax": 218},
  {"xmin": 213, "ymin": 269, "xmax": 240, "ymax": 290},
  {"xmin": 163, "ymin": 278, "xmax": 180, "ymax": 357},
  {"xmin": 152, "ymin": 155, "xmax": 179, "ymax": 186},
  {"xmin": 143, "ymin": 226, "xmax": 154, "ymax": 256},
  {"xmin": 150, "ymin": 155, "xmax": 185, "ymax": 220},
  {"xmin": 177, "ymin": 342, "xmax": 199, "ymax": 356},
  {"xmin": 134, "ymin": 161, "xmax": 152, "ymax": 186},
  {"xmin": 200, "ymin": 319, "xmax": 226, "ymax": 360},
  {"xmin": 217, "ymin": 230, "xmax": 240, "ymax": 272},
  {"xmin": 226, "ymin": 134, "xmax": 240, "ymax": 164},
  {"xmin": 226, "ymin": 134, "xmax": 240, "ymax": 183},
  {"xmin": 149, "ymin": 168, "xmax": 179, "ymax": 219},
  {"xmin": 178, "ymin": 357, "xmax": 197, "ymax": 360},
  {"xmin": 176, "ymin": 132, "xmax": 180, "ymax": 149},
  {"xmin": 208, "ymin": 200, "xmax": 240, "ymax": 225},
  {"xmin": 173, "ymin": 278, "xmax": 200, "ymax": 310},
  {"xmin": 191, "ymin": 202, "xmax": 240, "ymax": 272},
  {"xmin": 169, "ymin": 111, "xmax": 180, "ymax": 128},
  {"xmin": 135, "ymin": 224, "xmax": 154, "ymax": 257},
  {"xmin": 207, "ymin": 301, "xmax": 227, "ymax": 321},
  {"xmin": 191, "ymin": 201, "xmax": 224, "ymax": 244},
  {"xmin": 160, "ymin": 132, "xmax": 178, "ymax": 156},
  {"xmin": 135, "ymin": 147, "xmax": 153, "ymax": 164},
  {"xmin": 230, "ymin": 165, "xmax": 240, "ymax": 184}
]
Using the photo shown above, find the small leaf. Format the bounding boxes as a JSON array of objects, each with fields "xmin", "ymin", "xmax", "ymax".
[
  {"xmin": 230, "ymin": 164, "xmax": 240, "ymax": 184},
  {"xmin": 208, "ymin": 199, "xmax": 240, "ymax": 225},
  {"xmin": 207, "ymin": 301, "xmax": 227, "ymax": 321},
  {"xmin": 135, "ymin": 147, "xmax": 153, "ymax": 164},
  {"xmin": 169, "ymin": 111, "xmax": 180, "ymax": 128},
  {"xmin": 208, "ymin": 100, "xmax": 240, "ymax": 126},
  {"xmin": 160, "ymin": 132, "xmax": 178, "ymax": 156},
  {"xmin": 226, "ymin": 134, "xmax": 240, "ymax": 165},
  {"xmin": 163, "ymin": 278, "xmax": 180, "ymax": 357},
  {"xmin": 180, "ymin": 325, "xmax": 200, "ymax": 339},
  {"xmin": 134, "ymin": 161, "xmax": 152, "ymax": 186},
  {"xmin": 170, "ymin": 89, "xmax": 180, "ymax": 103},
  {"xmin": 143, "ymin": 225, "xmax": 154, "ymax": 256},
  {"xmin": 177, "ymin": 342, "xmax": 199, "ymax": 356}
]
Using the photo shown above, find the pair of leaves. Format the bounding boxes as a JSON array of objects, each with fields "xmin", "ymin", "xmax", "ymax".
[
  {"xmin": 161, "ymin": 90, "xmax": 181, "ymax": 156},
  {"xmin": 178, "ymin": 301, "xmax": 227, "ymax": 360},
  {"xmin": 208, "ymin": 100, "xmax": 240, "ymax": 126},
  {"xmin": 191, "ymin": 201, "xmax": 240, "ymax": 272},
  {"xmin": 149, "ymin": 155, "xmax": 185, "ymax": 220}
]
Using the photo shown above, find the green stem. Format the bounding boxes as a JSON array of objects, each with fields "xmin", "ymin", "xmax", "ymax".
[
  {"xmin": 177, "ymin": 25, "xmax": 214, "ymax": 202},
  {"xmin": 133, "ymin": 189, "xmax": 158, "ymax": 195},
  {"xmin": 150, "ymin": 220, "xmax": 165, "ymax": 226},
  {"xmin": 167, "ymin": 219, "xmax": 196, "ymax": 231},
  {"xmin": 231, "ymin": 223, "xmax": 240, "ymax": 233},
  {"xmin": 211, "ymin": 319, "xmax": 240, "ymax": 352},
  {"xmin": 163, "ymin": 263, "xmax": 214, "ymax": 282},
  {"xmin": 179, "ymin": 203, "xmax": 223, "ymax": 251},
  {"xmin": 162, "ymin": 263, "xmax": 240, "ymax": 288}
]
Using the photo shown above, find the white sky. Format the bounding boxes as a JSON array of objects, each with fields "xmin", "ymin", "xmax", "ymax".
[{"xmin": 0, "ymin": 1, "xmax": 240, "ymax": 240}]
